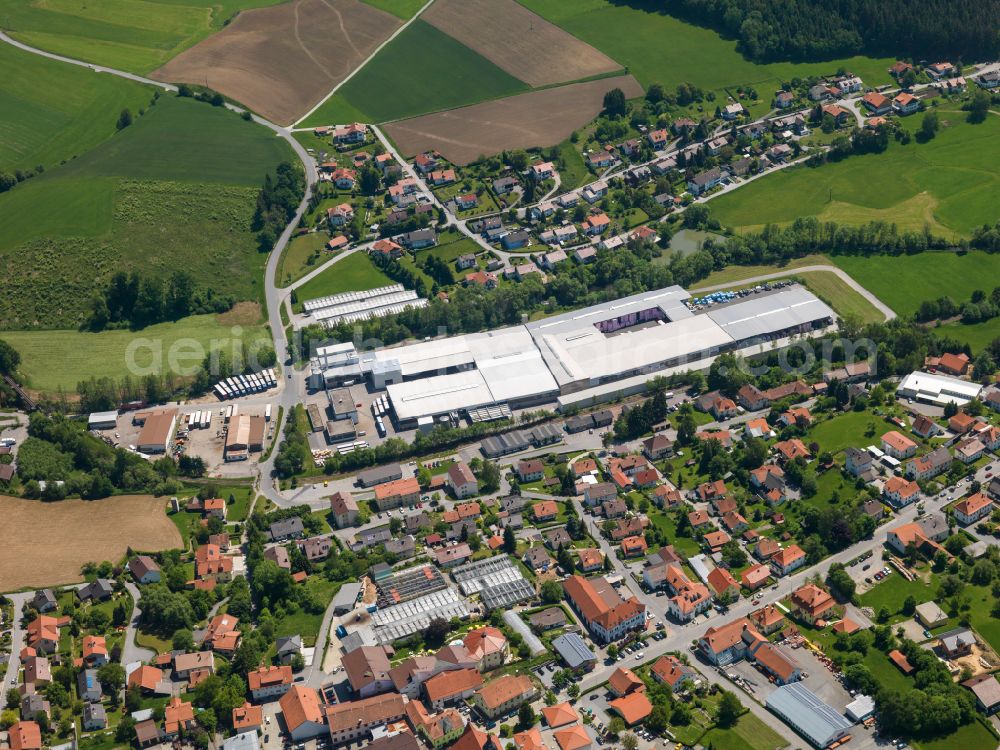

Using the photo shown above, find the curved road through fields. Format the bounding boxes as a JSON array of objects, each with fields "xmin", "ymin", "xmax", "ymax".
[
  {"xmin": 0, "ymin": 30, "xmax": 319, "ymax": 506},
  {"xmin": 692, "ymin": 264, "xmax": 897, "ymax": 321}
]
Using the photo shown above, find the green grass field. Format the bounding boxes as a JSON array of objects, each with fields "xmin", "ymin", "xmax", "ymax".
[
  {"xmin": 278, "ymin": 232, "xmax": 331, "ymax": 287},
  {"xmin": 0, "ymin": 0, "xmax": 285, "ymax": 74},
  {"xmin": 293, "ymin": 252, "xmax": 394, "ymax": 311},
  {"xmin": 708, "ymin": 115, "xmax": 1000, "ymax": 238},
  {"xmin": 517, "ymin": 0, "xmax": 893, "ymax": 94},
  {"xmin": 3, "ymin": 314, "xmax": 269, "ymax": 392},
  {"xmin": 0, "ymin": 95, "xmax": 292, "ymax": 329},
  {"xmin": 359, "ymin": 0, "xmax": 426, "ymax": 19},
  {"xmin": 833, "ymin": 252, "xmax": 1000, "ymax": 318},
  {"xmin": 0, "ymin": 43, "xmax": 153, "ymax": 173},
  {"xmin": 796, "ymin": 270, "xmax": 886, "ymax": 324},
  {"xmin": 301, "ymin": 20, "xmax": 528, "ymax": 125},
  {"xmin": 935, "ymin": 319, "xmax": 1000, "ymax": 352},
  {"xmin": 915, "ymin": 720, "xmax": 999, "ymax": 750},
  {"xmin": 699, "ymin": 713, "xmax": 789, "ymax": 750},
  {"xmin": 807, "ymin": 411, "xmax": 881, "ymax": 454}
]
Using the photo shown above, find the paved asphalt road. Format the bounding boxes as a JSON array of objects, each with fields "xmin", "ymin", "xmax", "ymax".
[
  {"xmin": 1, "ymin": 593, "xmax": 29, "ymax": 691},
  {"xmin": 122, "ymin": 582, "xmax": 156, "ymax": 665}
]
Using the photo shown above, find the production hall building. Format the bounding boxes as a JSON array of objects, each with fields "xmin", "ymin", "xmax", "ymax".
[{"xmin": 309, "ymin": 284, "xmax": 835, "ymax": 430}]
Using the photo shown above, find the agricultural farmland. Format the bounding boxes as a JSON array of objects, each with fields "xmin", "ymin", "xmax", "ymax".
[
  {"xmin": 708, "ymin": 115, "xmax": 1000, "ymax": 238},
  {"xmin": 834, "ymin": 252, "xmax": 1000, "ymax": 318},
  {"xmin": 0, "ymin": 43, "xmax": 153, "ymax": 173},
  {"xmin": 0, "ymin": 95, "xmax": 292, "ymax": 329},
  {"xmin": 0, "ymin": 0, "xmax": 287, "ymax": 74},
  {"xmin": 0, "ymin": 494, "xmax": 181, "ymax": 590},
  {"xmin": 302, "ymin": 19, "xmax": 528, "ymax": 126},
  {"xmin": 422, "ymin": 0, "xmax": 621, "ymax": 87},
  {"xmin": 384, "ymin": 74, "xmax": 645, "ymax": 164},
  {"xmin": 518, "ymin": 0, "xmax": 894, "ymax": 94},
  {"xmin": 153, "ymin": 0, "xmax": 403, "ymax": 125}
]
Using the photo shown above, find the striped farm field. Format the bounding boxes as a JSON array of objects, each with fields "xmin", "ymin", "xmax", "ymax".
[{"xmin": 0, "ymin": 42, "xmax": 153, "ymax": 172}]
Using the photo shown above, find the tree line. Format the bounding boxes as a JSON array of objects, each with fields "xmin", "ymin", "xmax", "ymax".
[
  {"xmin": 253, "ymin": 161, "xmax": 305, "ymax": 252},
  {"xmin": 662, "ymin": 0, "xmax": 999, "ymax": 63},
  {"xmin": 84, "ymin": 270, "xmax": 235, "ymax": 331}
]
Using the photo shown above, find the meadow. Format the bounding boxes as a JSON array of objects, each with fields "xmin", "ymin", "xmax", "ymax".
[
  {"xmin": 833, "ymin": 252, "xmax": 1000, "ymax": 318},
  {"xmin": 302, "ymin": 20, "xmax": 528, "ymax": 125},
  {"xmin": 517, "ymin": 0, "xmax": 894, "ymax": 93},
  {"xmin": 3, "ymin": 315, "xmax": 269, "ymax": 392},
  {"xmin": 278, "ymin": 232, "xmax": 332, "ymax": 287},
  {"xmin": 0, "ymin": 43, "xmax": 153, "ymax": 173},
  {"xmin": 0, "ymin": 95, "xmax": 292, "ymax": 329},
  {"xmin": 0, "ymin": 0, "xmax": 285, "ymax": 74},
  {"xmin": 293, "ymin": 252, "xmax": 394, "ymax": 311},
  {"xmin": 708, "ymin": 115, "xmax": 1000, "ymax": 238}
]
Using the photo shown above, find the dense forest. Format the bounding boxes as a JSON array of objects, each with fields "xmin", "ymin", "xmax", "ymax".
[{"xmin": 661, "ymin": 0, "xmax": 1000, "ymax": 62}]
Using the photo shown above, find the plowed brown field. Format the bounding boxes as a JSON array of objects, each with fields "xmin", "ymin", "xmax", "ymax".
[
  {"xmin": 422, "ymin": 0, "xmax": 621, "ymax": 87},
  {"xmin": 385, "ymin": 74, "xmax": 644, "ymax": 164},
  {"xmin": 152, "ymin": 0, "xmax": 401, "ymax": 125},
  {"xmin": 0, "ymin": 495, "xmax": 181, "ymax": 591}
]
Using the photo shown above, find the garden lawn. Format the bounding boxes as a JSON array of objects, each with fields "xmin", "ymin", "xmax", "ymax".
[
  {"xmin": 292, "ymin": 252, "xmax": 394, "ymax": 312},
  {"xmin": 0, "ymin": 0, "xmax": 286, "ymax": 74},
  {"xmin": 859, "ymin": 572, "xmax": 938, "ymax": 618},
  {"xmin": 275, "ymin": 577, "xmax": 340, "ymax": 646},
  {"xmin": 518, "ymin": 0, "xmax": 893, "ymax": 93},
  {"xmin": 807, "ymin": 411, "xmax": 883, "ymax": 455},
  {"xmin": 699, "ymin": 712, "xmax": 789, "ymax": 750},
  {"xmin": 302, "ymin": 20, "xmax": 528, "ymax": 125},
  {"xmin": 648, "ymin": 510, "xmax": 700, "ymax": 557},
  {"xmin": 708, "ymin": 115, "xmax": 1000, "ymax": 238},
  {"xmin": 3, "ymin": 315, "xmax": 269, "ymax": 393},
  {"xmin": 0, "ymin": 42, "xmax": 153, "ymax": 172},
  {"xmin": 834, "ymin": 251, "xmax": 1000, "ymax": 318},
  {"xmin": 554, "ymin": 140, "xmax": 590, "ymax": 192},
  {"xmin": 915, "ymin": 719, "xmax": 999, "ymax": 750}
]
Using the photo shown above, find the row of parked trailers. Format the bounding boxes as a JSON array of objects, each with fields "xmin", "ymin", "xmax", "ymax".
[
  {"xmin": 371, "ymin": 395, "xmax": 390, "ymax": 437},
  {"xmin": 213, "ymin": 369, "xmax": 277, "ymax": 401},
  {"xmin": 184, "ymin": 411, "xmax": 213, "ymax": 430}
]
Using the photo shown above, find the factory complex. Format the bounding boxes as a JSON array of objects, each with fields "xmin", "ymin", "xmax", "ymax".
[{"xmin": 309, "ymin": 284, "xmax": 836, "ymax": 429}]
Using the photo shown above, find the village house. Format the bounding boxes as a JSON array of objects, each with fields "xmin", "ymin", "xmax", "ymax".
[{"xmin": 954, "ymin": 493, "xmax": 993, "ymax": 526}]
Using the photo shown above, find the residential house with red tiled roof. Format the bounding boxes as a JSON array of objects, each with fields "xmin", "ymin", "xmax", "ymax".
[
  {"xmin": 790, "ymin": 584, "xmax": 836, "ymax": 624},
  {"xmin": 562, "ymin": 575, "xmax": 645, "ymax": 643},
  {"xmin": 954, "ymin": 493, "xmax": 994, "ymax": 526},
  {"xmin": 770, "ymin": 544, "xmax": 806, "ymax": 576}
]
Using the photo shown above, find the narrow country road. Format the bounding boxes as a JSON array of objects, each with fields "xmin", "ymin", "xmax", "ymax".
[
  {"xmin": 691, "ymin": 264, "xmax": 896, "ymax": 321},
  {"xmin": 2, "ymin": 593, "xmax": 29, "ymax": 689},
  {"xmin": 0, "ymin": 29, "xmax": 322, "ymax": 510},
  {"xmin": 122, "ymin": 582, "xmax": 155, "ymax": 665}
]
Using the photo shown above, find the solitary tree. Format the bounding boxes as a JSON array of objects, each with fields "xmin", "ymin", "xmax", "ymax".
[
  {"xmin": 117, "ymin": 109, "xmax": 133, "ymax": 130},
  {"xmin": 603, "ymin": 88, "xmax": 627, "ymax": 118}
]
